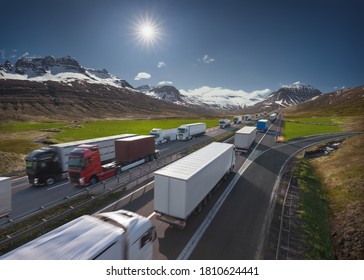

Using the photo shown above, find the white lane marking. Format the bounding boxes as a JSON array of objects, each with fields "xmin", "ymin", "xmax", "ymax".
[
  {"xmin": 147, "ymin": 212, "xmax": 155, "ymax": 219},
  {"xmin": 47, "ymin": 181, "xmax": 69, "ymax": 190},
  {"xmin": 158, "ymin": 148, "xmax": 169, "ymax": 152}
]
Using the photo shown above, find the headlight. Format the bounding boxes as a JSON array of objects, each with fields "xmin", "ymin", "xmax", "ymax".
[
  {"xmin": 34, "ymin": 178, "xmax": 39, "ymax": 184},
  {"xmin": 79, "ymin": 177, "xmax": 85, "ymax": 184}
]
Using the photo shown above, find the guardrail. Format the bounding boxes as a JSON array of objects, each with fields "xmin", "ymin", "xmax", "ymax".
[{"xmin": 0, "ymin": 130, "xmax": 236, "ymax": 254}]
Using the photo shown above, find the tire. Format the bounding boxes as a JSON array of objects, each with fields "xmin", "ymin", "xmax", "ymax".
[
  {"xmin": 90, "ymin": 176, "xmax": 97, "ymax": 185},
  {"xmin": 45, "ymin": 177, "xmax": 55, "ymax": 186}
]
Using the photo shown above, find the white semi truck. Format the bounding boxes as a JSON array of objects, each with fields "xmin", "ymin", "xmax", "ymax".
[
  {"xmin": 25, "ymin": 133, "xmax": 136, "ymax": 186},
  {"xmin": 0, "ymin": 210, "xmax": 156, "ymax": 260},
  {"xmin": 233, "ymin": 116, "xmax": 242, "ymax": 124},
  {"xmin": 234, "ymin": 126, "xmax": 257, "ymax": 153},
  {"xmin": 177, "ymin": 122, "xmax": 206, "ymax": 141},
  {"xmin": 154, "ymin": 142, "xmax": 235, "ymax": 229},
  {"xmin": 0, "ymin": 177, "xmax": 11, "ymax": 219},
  {"xmin": 149, "ymin": 128, "xmax": 177, "ymax": 145},
  {"xmin": 219, "ymin": 119, "xmax": 231, "ymax": 129}
]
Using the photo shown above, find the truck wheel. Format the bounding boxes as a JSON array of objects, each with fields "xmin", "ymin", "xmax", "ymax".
[
  {"xmin": 90, "ymin": 176, "xmax": 97, "ymax": 185},
  {"xmin": 45, "ymin": 177, "xmax": 55, "ymax": 186}
]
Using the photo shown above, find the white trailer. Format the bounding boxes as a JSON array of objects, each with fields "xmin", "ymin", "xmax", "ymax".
[
  {"xmin": 154, "ymin": 142, "xmax": 235, "ymax": 228},
  {"xmin": 51, "ymin": 133, "xmax": 137, "ymax": 173},
  {"xmin": 149, "ymin": 128, "xmax": 177, "ymax": 145},
  {"xmin": 25, "ymin": 133, "xmax": 136, "ymax": 186},
  {"xmin": 177, "ymin": 122, "xmax": 206, "ymax": 141},
  {"xmin": 234, "ymin": 126, "xmax": 257, "ymax": 153},
  {"xmin": 269, "ymin": 113, "xmax": 278, "ymax": 122},
  {"xmin": 0, "ymin": 210, "xmax": 156, "ymax": 260},
  {"xmin": 0, "ymin": 177, "xmax": 11, "ymax": 219}
]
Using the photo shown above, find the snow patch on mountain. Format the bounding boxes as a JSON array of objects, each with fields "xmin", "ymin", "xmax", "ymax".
[{"xmin": 0, "ymin": 55, "xmax": 133, "ymax": 88}]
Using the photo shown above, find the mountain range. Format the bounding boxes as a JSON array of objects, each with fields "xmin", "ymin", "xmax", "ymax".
[{"xmin": 1, "ymin": 55, "xmax": 325, "ymax": 120}]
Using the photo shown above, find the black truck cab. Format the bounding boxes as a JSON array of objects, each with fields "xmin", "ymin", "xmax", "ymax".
[{"xmin": 25, "ymin": 147, "xmax": 62, "ymax": 186}]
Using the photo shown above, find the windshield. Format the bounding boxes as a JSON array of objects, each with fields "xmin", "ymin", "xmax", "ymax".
[
  {"xmin": 149, "ymin": 132, "xmax": 159, "ymax": 138},
  {"xmin": 177, "ymin": 128, "xmax": 186, "ymax": 134},
  {"xmin": 68, "ymin": 157, "xmax": 84, "ymax": 170},
  {"xmin": 25, "ymin": 160, "xmax": 37, "ymax": 170}
]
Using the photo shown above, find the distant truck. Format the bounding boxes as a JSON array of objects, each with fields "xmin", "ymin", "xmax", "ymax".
[
  {"xmin": 0, "ymin": 210, "xmax": 156, "ymax": 260},
  {"xmin": 233, "ymin": 116, "xmax": 242, "ymax": 124},
  {"xmin": 68, "ymin": 135, "xmax": 159, "ymax": 187},
  {"xmin": 244, "ymin": 115, "xmax": 252, "ymax": 121},
  {"xmin": 177, "ymin": 122, "xmax": 206, "ymax": 141},
  {"xmin": 219, "ymin": 119, "xmax": 231, "ymax": 129},
  {"xmin": 149, "ymin": 128, "xmax": 177, "ymax": 145},
  {"xmin": 154, "ymin": 142, "xmax": 235, "ymax": 229},
  {"xmin": 269, "ymin": 113, "xmax": 278, "ymax": 122},
  {"xmin": 256, "ymin": 119, "xmax": 269, "ymax": 132},
  {"xmin": 24, "ymin": 134, "xmax": 136, "ymax": 186},
  {"xmin": 234, "ymin": 127, "xmax": 257, "ymax": 153},
  {"xmin": 0, "ymin": 177, "xmax": 11, "ymax": 219}
]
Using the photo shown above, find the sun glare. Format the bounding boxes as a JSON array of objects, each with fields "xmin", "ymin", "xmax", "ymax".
[
  {"xmin": 133, "ymin": 13, "xmax": 163, "ymax": 48},
  {"xmin": 141, "ymin": 24, "xmax": 155, "ymax": 38}
]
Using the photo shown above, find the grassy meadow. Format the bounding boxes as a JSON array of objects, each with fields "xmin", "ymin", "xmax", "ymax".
[
  {"xmin": 0, "ymin": 118, "xmax": 220, "ymax": 174},
  {"xmin": 283, "ymin": 117, "xmax": 342, "ymax": 141}
]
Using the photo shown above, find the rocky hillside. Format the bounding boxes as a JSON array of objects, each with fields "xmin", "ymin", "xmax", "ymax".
[
  {"xmin": 284, "ymin": 85, "xmax": 364, "ymax": 117},
  {"xmin": 0, "ymin": 79, "xmax": 217, "ymax": 121},
  {"xmin": 245, "ymin": 82, "xmax": 322, "ymax": 113}
]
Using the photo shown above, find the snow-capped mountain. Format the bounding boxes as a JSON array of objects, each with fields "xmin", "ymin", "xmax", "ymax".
[
  {"xmin": 0, "ymin": 55, "xmax": 133, "ymax": 88},
  {"xmin": 251, "ymin": 82, "xmax": 322, "ymax": 111},
  {"xmin": 138, "ymin": 85, "xmax": 272, "ymax": 110}
]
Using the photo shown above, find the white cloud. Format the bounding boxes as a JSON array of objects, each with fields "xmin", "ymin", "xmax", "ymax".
[
  {"xmin": 20, "ymin": 52, "xmax": 30, "ymax": 58},
  {"xmin": 134, "ymin": 72, "xmax": 151, "ymax": 80},
  {"xmin": 180, "ymin": 86, "xmax": 271, "ymax": 107},
  {"xmin": 198, "ymin": 54, "xmax": 215, "ymax": 64},
  {"xmin": 158, "ymin": 81, "xmax": 173, "ymax": 85},
  {"xmin": 157, "ymin": 61, "xmax": 166, "ymax": 68}
]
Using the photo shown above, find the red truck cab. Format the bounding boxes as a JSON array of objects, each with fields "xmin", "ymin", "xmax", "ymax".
[{"xmin": 68, "ymin": 145, "xmax": 105, "ymax": 187}]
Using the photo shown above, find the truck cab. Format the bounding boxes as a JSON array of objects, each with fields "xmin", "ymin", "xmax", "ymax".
[
  {"xmin": 25, "ymin": 147, "xmax": 62, "ymax": 186},
  {"xmin": 149, "ymin": 128, "xmax": 163, "ymax": 144},
  {"xmin": 68, "ymin": 145, "xmax": 103, "ymax": 187},
  {"xmin": 177, "ymin": 126, "xmax": 189, "ymax": 140},
  {"xmin": 219, "ymin": 119, "xmax": 231, "ymax": 129}
]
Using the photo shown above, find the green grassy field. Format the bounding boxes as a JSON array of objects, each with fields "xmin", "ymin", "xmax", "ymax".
[
  {"xmin": 283, "ymin": 117, "xmax": 342, "ymax": 141},
  {"xmin": 0, "ymin": 118, "xmax": 220, "ymax": 142},
  {"xmin": 52, "ymin": 118, "xmax": 220, "ymax": 143},
  {"xmin": 0, "ymin": 121, "xmax": 68, "ymax": 133},
  {"xmin": 293, "ymin": 157, "xmax": 335, "ymax": 259}
]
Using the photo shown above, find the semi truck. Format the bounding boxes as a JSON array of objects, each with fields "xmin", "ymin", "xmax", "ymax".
[
  {"xmin": 233, "ymin": 116, "xmax": 242, "ymax": 124},
  {"xmin": 154, "ymin": 142, "xmax": 235, "ymax": 229},
  {"xmin": 219, "ymin": 119, "xmax": 231, "ymax": 129},
  {"xmin": 0, "ymin": 210, "xmax": 156, "ymax": 260},
  {"xmin": 244, "ymin": 115, "xmax": 252, "ymax": 121},
  {"xmin": 68, "ymin": 135, "xmax": 159, "ymax": 187},
  {"xmin": 269, "ymin": 113, "xmax": 278, "ymax": 122},
  {"xmin": 24, "ymin": 133, "xmax": 136, "ymax": 186},
  {"xmin": 256, "ymin": 119, "xmax": 269, "ymax": 132},
  {"xmin": 0, "ymin": 177, "xmax": 11, "ymax": 219},
  {"xmin": 177, "ymin": 122, "xmax": 206, "ymax": 141},
  {"xmin": 234, "ymin": 126, "xmax": 257, "ymax": 153},
  {"xmin": 149, "ymin": 128, "xmax": 177, "ymax": 145}
]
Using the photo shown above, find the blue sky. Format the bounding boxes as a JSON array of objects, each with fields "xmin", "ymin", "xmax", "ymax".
[{"xmin": 1, "ymin": 0, "xmax": 363, "ymax": 93}]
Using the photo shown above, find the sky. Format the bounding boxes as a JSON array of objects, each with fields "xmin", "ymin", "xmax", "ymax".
[{"xmin": 1, "ymin": 0, "xmax": 364, "ymax": 94}]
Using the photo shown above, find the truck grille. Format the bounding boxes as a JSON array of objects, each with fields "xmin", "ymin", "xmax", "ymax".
[{"xmin": 68, "ymin": 172, "xmax": 80, "ymax": 183}]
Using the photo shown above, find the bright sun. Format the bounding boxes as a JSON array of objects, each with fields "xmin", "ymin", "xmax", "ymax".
[
  {"xmin": 133, "ymin": 13, "xmax": 163, "ymax": 48},
  {"xmin": 141, "ymin": 24, "xmax": 155, "ymax": 39}
]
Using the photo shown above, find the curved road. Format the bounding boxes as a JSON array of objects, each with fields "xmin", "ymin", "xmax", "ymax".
[
  {"xmin": 4, "ymin": 117, "xmax": 353, "ymax": 259},
  {"xmin": 119, "ymin": 116, "xmax": 353, "ymax": 259}
]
